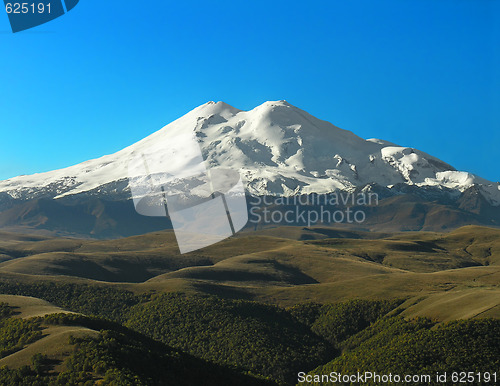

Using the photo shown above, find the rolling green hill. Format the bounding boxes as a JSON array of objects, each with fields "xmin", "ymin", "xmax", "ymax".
[{"xmin": 0, "ymin": 225, "xmax": 498, "ymax": 322}]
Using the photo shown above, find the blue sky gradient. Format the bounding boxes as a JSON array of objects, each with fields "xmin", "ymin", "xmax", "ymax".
[{"xmin": 1, "ymin": 0, "xmax": 499, "ymax": 181}]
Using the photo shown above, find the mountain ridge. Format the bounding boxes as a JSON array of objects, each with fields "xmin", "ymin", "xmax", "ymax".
[{"xmin": 0, "ymin": 100, "xmax": 498, "ymax": 203}]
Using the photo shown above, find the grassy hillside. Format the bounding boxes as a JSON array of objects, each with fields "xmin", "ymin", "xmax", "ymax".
[
  {"xmin": 0, "ymin": 225, "xmax": 498, "ymax": 283},
  {"xmin": 0, "ymin": 295, "xmax": 98, "ymax": 375},
  {"xmin": 0, "ymin": 225, "xmax": 498, "ymax": 323}
]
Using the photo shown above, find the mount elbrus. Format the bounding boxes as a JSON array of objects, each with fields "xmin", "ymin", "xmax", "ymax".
[{"xmin": 0, "ymin": 101, "xmax": 498, "ymax": 237}]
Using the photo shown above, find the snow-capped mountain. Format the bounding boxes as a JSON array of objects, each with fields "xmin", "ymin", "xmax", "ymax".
[{"xmin": 1, "ymin": 100, "xmax": 499, "ymax": 205}]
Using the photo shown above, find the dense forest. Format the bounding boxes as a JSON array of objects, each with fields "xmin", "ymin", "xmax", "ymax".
[
  {"xmin": 125, "ymin": 293, "xmax": 334, "ymax": 383},
  {"xmin": 0, "ymin": 281, "xmax": 497, "ymax": 385},
  {"xmin": 0, "ymin": 281, "xmax": 141, "ymax": 322},
  {"xmin": 307, "ymin": 316, "xmax": 500, "ymax": 385}
]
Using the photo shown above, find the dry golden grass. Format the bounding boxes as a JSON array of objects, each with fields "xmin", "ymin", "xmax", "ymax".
[
  {"xmin": 398, "ymin": 288, "xmax": 500, "ymax": 321},
  {"xmin": 0, "ymin": 225, "xmax": 498, "ymax": 322},
  {"xmin": 0, "ymin": 295, "xmax": 69, "ymax": 319}
]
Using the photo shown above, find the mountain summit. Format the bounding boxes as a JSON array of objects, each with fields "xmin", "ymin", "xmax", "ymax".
[{"xmin": 1, "ymin": 100, "xmax": 499, "ymax": 205}]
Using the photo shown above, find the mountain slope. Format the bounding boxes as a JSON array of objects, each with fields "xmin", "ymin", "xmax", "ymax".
[{"xmin": 0, "ymin": 100, "xmax": 498, "ymax": 202}]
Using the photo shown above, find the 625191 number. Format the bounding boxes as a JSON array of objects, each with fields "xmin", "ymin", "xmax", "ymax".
[{"xmin": 5, "ymin": 3, "xmax": 51, "ymax": 14}]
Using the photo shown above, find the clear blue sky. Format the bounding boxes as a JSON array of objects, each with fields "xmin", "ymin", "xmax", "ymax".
[{"xmin": 1, "ymin": 0, "xmax": 499, "ymax": 181}]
